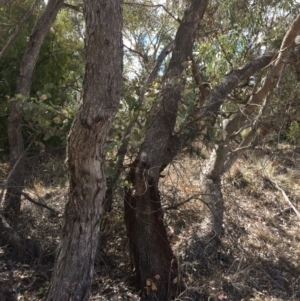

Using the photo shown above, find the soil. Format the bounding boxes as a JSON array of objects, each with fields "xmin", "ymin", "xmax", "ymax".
[{"xmin": 0, "ymin": 144, "xmax": 299, "ymax": 300}]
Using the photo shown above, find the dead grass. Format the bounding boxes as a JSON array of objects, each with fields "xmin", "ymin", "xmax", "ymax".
[{"xmin": 0, "ymin": 145, "xmax": 300, "ymax": 300}]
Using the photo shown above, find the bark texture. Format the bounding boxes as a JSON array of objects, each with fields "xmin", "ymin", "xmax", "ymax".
[
  {"xmin": 189, "ymin": 13, "xmax": 300, "ymax": 261},
  {"xmin": 4, "ymin": 0, "xmax": 64, "ymax": 217},
  {"xmin": 124, "ymin": 1, "xmax": 208, "ymax": 300},
  {"xmin": 46, "ymin": 1, "xmax": 123, "ymax": 300}
]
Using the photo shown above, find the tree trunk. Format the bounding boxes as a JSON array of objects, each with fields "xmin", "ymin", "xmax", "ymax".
[
  {"xmin": 191, "ymin": 13, "xmax": 300, "ymax": 261},
  {"xmin": 124, "ymin": 1, "xmax": 208, "ymax": 299},
  {"xmin": 125, "ymin": 159, "xmax": 177, "ymax": 300},
  {"xmin": 4, "ymin": 0, "xmax": 64, "ymax": 217},
  {"xmin": 186, "ymin": 148, "xmax": 225, "ymax": 263},
  {"xmin": 46, "ymin": 1, "xmax": 123, "ymax": 300}
]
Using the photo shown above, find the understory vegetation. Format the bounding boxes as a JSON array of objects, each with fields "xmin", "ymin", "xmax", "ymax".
[
  {"xmin": 0, "ymin": 142, "xmax": 299, "ymax": 300},
  {"xmin": 1, "ymin": 0, "xmax": 300, "ymax": 300}
]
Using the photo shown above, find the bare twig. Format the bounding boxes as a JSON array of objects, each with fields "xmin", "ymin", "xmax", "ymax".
[
  {"xmin": 124, "ymin": 2, "xmax": 180, "ymax": 23},
  {"xmin": 269, "ymin": 179, "xmax": 300, "ymax": 220},
  {"xmin": 215, "ymin": 34, "xmax": 234, "ymax": 70},
  {"xmin": 21, "ymin": 191, "xmax": 60, "ymax": 215},
  {"xmin": 124, "ymin": 44, "xmax": 148, "ymax": 63},
  {"xmin": 164, "ymin": 194, "xmax": 202, "ymax": 210},
  {"xmin": 63, "ymin": 2, "xmax": 83, "ymax": 13}
]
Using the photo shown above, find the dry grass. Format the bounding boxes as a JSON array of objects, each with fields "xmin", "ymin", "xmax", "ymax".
[{"xmin": 0, "ymin": 145, "xmax": 300, "ymax": 300}]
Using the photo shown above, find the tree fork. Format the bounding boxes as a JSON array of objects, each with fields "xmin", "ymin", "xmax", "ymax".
[{"xmin": 124, "ymin": 0, "xmax": 209, "ymax": 299}]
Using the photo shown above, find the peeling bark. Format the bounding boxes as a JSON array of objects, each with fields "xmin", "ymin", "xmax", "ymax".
[{"xmin": 46, "ymin": 1, "xmax": 123, "ymax": 300}]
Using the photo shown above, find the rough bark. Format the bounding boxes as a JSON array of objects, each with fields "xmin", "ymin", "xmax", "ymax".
[
  {"xmin": 46, "ymin": 1, "xmax": 123, "ymax": 300},
  {"xmin": 124, "ymin": 1, "xmax": 208, "ymax": 299},
  {"xmin": 4, "ymin": 0, "xmax": 64, "ymax": 217}
]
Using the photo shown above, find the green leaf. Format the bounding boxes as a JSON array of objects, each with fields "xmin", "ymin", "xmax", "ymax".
[
  {"xmin": 53, "ymin": 116, "xmax": 61, "ymax": 124},
  {"xmin": 43, "ymin": 133, "xmax": 52, "ymax": 141}
]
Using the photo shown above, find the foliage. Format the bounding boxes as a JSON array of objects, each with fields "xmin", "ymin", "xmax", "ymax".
[
  {"xmin": 1, "ymin": 0, "xmax": 300, "ymax": 300},
  {"xmin": 287, "ymin": 121, "xmax": 300, "ymax": 144},
  {"xmin": 0, "ymin": 1, "xmax": 84, "ymax": 152}
]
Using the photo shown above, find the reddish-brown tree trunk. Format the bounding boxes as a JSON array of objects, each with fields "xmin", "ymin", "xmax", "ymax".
[
  {"xmin": 125, "ymin": 160, "xmax": 177, "ymax": 300},
  {"xmin": 4, "ymin": 0, "xmax": 64, "ymax": 217},
  {"xmin": 46, "ymin": 1, "xmax": 123, "ymax": 300},
  {"xmin": 124, "ymin": 1, "xmax": 209, "ymax": 299}
]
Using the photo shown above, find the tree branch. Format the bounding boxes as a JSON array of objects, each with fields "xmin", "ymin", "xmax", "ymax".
[
  {"xmin": 225, "ymin": 13, "xmax": 300, "ymax": 137},
  {"xmin": 0, "ymin": 0, "xmax": 41, "ymax": 59},
  {"xmin": 21, "ymin": 191, "xmax": 60, "ymax": 215},
  {"xmin": 124, "ymin": 44, "xmax": 148, "ymax": 63},
  {"xmin": 63, "ymin": 2, "xmax": 83, "ymax": 13},
  {"xmin": 164, "ymin": 194, "xmax": 202, "ymax": 210},
  {"xmin": 269, "ymin": 179, "xmax": 300, "ymax": 220},
  {"xmin": 124, "ymin": 2, "xmax": 180, "ymax": 23}
]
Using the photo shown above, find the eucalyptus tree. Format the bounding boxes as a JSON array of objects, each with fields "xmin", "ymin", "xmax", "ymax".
[
  {"xmin": 114, "ymin": 0, "xmax": 300, "ymax": 299},
  {"xmin": 183, "ymin": 0, "xmax": 300, "ymax": 256},
  {"xmin": 0, "ymin": 0, "xmax": 85, "ymax": 219},
  {"xmin": 46, "ymin": 0, "xmax": 123, "ymax": 299},
  {"xmin": 123, "ymin": 1, "xmax": 209, "ymax": 299},
  {"xmin": 145, "ymin": 1, "xmax": 300, "ymax": 268}
]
